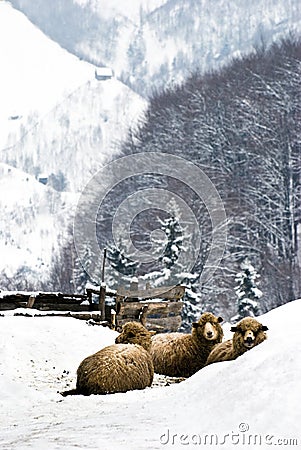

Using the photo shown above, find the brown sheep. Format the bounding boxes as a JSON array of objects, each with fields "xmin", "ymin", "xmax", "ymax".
[
  {"xmin": 61, "ymin": 322, "xmax": 154, "ymax": 396},
  {"xmin": 150, "ymin": 312, "xmax": 224, "ymax": 377},
  {"xmin": 205, "ymin": 316, "xmax": 268, "ymax": 366}
]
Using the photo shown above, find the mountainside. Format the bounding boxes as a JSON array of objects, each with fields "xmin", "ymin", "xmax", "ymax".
[
  {"xmin": 1, "ymin": 1, "xmax": 300, "ymax": 300},
  {"xmin": 0, "ymin": 2, "xmax": 146, "ymax": 288},
  {"xmin": 0, "ymin": 1, "xmax": 92, "ymax": 148},
  {"xmin": 116, "ymin": 38, "xmax": 301, "ymax": 319},
  {"xmin": 10, "ymin": 0, "xmax": 301, "ymax": 97},
  {"xmin": 0, "ymin": 1, "xmax": 146, "ymax": 191},
  {"xmin": 0, "ymin": 163, "xmax": 76, "ymax": 289},
  {"xmin": 3, "ymin": 77, "xmax": 146, "ymax": 192}
]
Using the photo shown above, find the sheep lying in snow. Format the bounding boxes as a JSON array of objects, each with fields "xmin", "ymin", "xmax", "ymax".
[
  {"xmin": 150, "ymin": 312, "xmax": 224, "ymax": 377},
  {"xmin": 62, "ymin": 322, "xmax": 154, "ymax": 396},
  {"xmin": 205, "ymin": 316, "xmax": 268, "ymax": 366}
]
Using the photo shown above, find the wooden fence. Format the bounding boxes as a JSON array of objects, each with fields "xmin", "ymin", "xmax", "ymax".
[{"xmin": 0, "ymin": 284, "xmax": 185, "ymax": 332}]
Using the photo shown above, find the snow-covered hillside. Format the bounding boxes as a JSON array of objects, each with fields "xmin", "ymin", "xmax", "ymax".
[
  {"xmin": 0, "ymin": 1, "xmax": 146, "ymax": 192},
  {"xmin": 3, "ymin": 77, "xmax": 146, "ymax": 192},
  {"xmin": 0, "ymin": 1, "xmax": 92, "ymax": 148},
  {"xmin": 0, "ymin": 300, "xmax": 300, "ymax": 449},
  {"xmin": 0, "ymin": 163, "xmax": 76, "ymax": 288},
  {"xmin": 10, "ymin": 0, "xmax": 301, "ymax": 97},
  {"xmin": 0, "ymin": 2, "xmax": 147, "ymax": 285}
]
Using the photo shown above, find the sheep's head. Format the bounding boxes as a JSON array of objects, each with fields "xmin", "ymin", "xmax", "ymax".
[
  {"xmin": 231, "ymin": 317, "xmax": 268, "ymax": 355},
  {"xmin": 115, "ymin": 321, "xmax": 154, "ymax": 351},
  {"xmin": 192, "ymin": 312, "xmax": 224, "ymax": 343}
]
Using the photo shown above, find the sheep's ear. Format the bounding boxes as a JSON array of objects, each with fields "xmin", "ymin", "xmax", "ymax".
[
  {"xmin": 217, "ymin": 316, "xmax": 223, "ymax": 323},
  {"xmin": 192, "ymin": 322, "xmax": 200, "ymax": 328},
  {"xmin": 230, "ymin": 326, "xmax": 238, "ymax": 332},
  {"xmin": 262, "ymin": 325, "xmax": 268, "ymax": 331},
  {"xmin": 127, "ymin": 331, "xmax": 135, "ymax": 338}
]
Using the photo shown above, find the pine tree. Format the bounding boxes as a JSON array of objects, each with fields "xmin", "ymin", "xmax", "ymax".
[
  {"xmin": 107, "ymin": 244, "xmax": 138, "ymax": 287},
  {"xmin": 232, "ymin": 260, "xmax": 263, "ymax": 322},
  {"xmin": 141, "ymin": 202, "xmax": 205, "ymax": 329},
  {"xmin": 159, "ymin": 214, "xmax": 183, "ymax": 269},
  {"xmin": 141, "ymin": 201, "xmax": 185, "ymax": 287}
]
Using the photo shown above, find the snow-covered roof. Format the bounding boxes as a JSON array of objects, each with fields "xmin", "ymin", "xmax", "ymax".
[{"xmin": 95, "ymin": 67, "xmax": 113, "ymax": 79}]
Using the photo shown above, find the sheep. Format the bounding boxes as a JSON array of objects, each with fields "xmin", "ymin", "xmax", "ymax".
[
  {"xmin": 150, "ymin": 312, "xmax": 224, "ymax": 377},
  {"xmin": 205, "ymin": 316, "xmax": 268, "ymax": 366},
  {"xmin": 61, "ymin": 322, "xmax": 154, "ymax": 396}
]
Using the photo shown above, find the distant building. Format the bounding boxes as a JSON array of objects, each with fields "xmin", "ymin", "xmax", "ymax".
[
  {"xmin": 38, "ymin": 175, "xmax": 48, "ymax": 185},
  {"xmin": 95, "ymin": 67, "xmax": 113, "ymax": 81}
]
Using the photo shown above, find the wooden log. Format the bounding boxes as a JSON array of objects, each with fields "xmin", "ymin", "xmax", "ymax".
[
  {"xmin": 117, "ymin": 285, "xmax": 185, "ymax": 301},
  {"xmin": 118, "ymin": 301, "xmax": 183, "ymax": 318},
  {"xmin": 0, "ymin": 293, "xmax": 88, "ymax": 306},
  {"xmin": 147, "ymin": 316, "xmax": 182, "ymax": 332},
  {"xmin": 1, "ymin": 311, "xmax": 106, "ymax": 321},
  {"xmin": 118, "ymin": 315, "xmax": 182, "ymax": 333},
  {"xmin": 24, "ymin": 303, "xmax": 99, "ymax": 312},
  {"xmin": 35, "ymin": 295, "xmax": 86, "ymax": 305},
  {"xmin": 117, "ymin": 301, "xmax": 183, "ymax": 332},
  {"xmin": 0, "ymin": 302, "xmax": 28, "ymax": 310},
  {"xmin": 86, "ymin": 288, "xmax": 116, "ymax": 298}
]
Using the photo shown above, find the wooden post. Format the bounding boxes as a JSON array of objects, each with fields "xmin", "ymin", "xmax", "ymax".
[
  {"xmin": 87, "ymin": 290, "xmax": 93, "ymax": 310},
  {"xmin": 101, "ymin": 248, "xmax": 107, "ymax": 284},
  {"xmin": 138, "ymin": 304, "xmax": 149, "ymax": 327},
  {"xmin": 111, "ymin": 309, "xmax": 116, "ymax": 330},
  {"xmin": 26, "ymin": 295, "xmax": 36, "ymax": 308},
  {"xmin": 128, "ymin": 276, "xmax": 138, "ymax": 302},
  {"xmin": 99, "ymin": 249, "xmax": 107, "ymax": 319}
]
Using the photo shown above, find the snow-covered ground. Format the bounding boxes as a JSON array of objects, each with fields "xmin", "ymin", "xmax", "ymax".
[{"xmin": 0, "ymin": 300, "xmax": 300, "ymax": 449}]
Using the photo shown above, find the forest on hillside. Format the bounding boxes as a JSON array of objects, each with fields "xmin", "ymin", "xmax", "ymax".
[{"xmin": 56, "ymin": 37, "xmax": 301, "ymax": 324}]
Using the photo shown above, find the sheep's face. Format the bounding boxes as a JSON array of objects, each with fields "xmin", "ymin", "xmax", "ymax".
[
  {"xmin": 192, "ymin": 312, "xmax": 224, "ymax": 342},
  {"xmin": 231, "ymin": 317, "xmax": 268, "ymax": 352},
  {"xmin": 115, "ymin": 321, "xmax": 154, "ymax": 351}
]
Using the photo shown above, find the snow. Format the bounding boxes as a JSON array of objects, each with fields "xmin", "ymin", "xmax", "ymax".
[
  {"xmin": 0, "ymin": 163, "xmax": 76, "ymax": 284},
  {"xmin": 0, "ymin": 2, "xmax": 147, "ymax": 285},
  {"xmin": 0, "ymin": 1, "xmax": 93, "ymax": 143},
  {"xmin": 0, "ymin": 299, "xmax": 300, "ymax": 449},
  {"xmin": 0, "ymin": 1, "xmax": 147, "ymax": 191}
]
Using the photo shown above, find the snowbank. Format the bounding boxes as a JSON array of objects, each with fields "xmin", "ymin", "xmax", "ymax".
[{"xmin": 0, "ymin": 300, "xmax": 300, "ymax": 449}]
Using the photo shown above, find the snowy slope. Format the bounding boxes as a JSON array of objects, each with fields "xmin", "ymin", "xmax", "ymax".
[
  {"xmin": 0, "ymin": 2, "xmax": 146, "ymax": 286},
  {"xmin": 0, "ymin": 1, "xmax": 147, "ymax": 191},
  {"xmin": 10, "ymin": 0, "xmax": 301, "ymax": 97},
  {"xmin": 0, "ymin": 163, "xmax": 76, "ymax": 288},
  {"xmin": 0, "ymin": 300, "xmax": 300, "ymax": 449},
  {"xmin": 0, "ymin": 1, "xmax": 93, "ymax": 148},
  {"xmin": 2, "ymin": 77, "xmax": 146, "ymax": 192}
]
